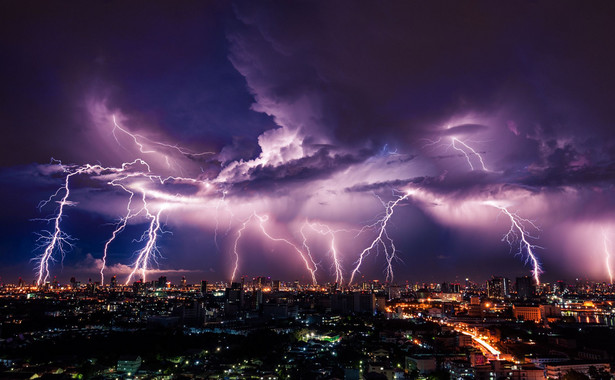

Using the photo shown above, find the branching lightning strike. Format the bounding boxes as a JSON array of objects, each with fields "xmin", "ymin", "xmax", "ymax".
[
  {"xmin": 301, "ymin": 221, "xmax": 344, "ymax": 285},
  {"xmin": 451, "ymin": 137, "xmax": 489, "ymax": 171},
  {"xmin": 485, "ymin": 202, "xmax": 543, "ymax": 285},
  {"xmin": 349, "ymin": 190, "xmax": 411, "ymax": 285},
  {"xmin": 231, "ymin": 213, "xmax": 318, "ymax": 284}
]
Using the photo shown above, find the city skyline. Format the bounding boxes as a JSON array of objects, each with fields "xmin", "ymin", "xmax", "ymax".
[{"xmin": 2, "ymin": 2, "xmax": 615, "ymax": 285}]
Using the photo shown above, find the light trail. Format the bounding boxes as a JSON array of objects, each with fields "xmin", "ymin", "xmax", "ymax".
[{"xmin": 458, "ymin": 330, "xmax": 500, "ymax": 356}]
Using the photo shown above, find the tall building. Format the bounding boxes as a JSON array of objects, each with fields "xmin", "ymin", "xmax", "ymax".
[
  {"xmin": 450, "ymin": 283, "xmax": 460, "ymax": 293},
  {"xmin": 157, "ymin": 276, "xmax": 167, "ymax": 289},
  {"xmin": 487, "ymin": 276, "xmax": 510, "ymax": 299},
  {"xmin": 251, "ymin": 276, "xmax": 271, "ymax": 290},
  {"xmin": 225, "ymin": 282, "xmax": 244, "ymax": 315},
  {"xmin": 516, "ymin": 276, "xmax": 535, "ymax": 299},
  {"xmin": 200, "ymin": 280, "xmax": 208, "ymax": 296}
]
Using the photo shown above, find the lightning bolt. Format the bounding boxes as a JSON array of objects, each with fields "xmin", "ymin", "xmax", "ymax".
[
  {"xmin": 34, "ymin": 159, "xmax": 154, "ymax": 285},
  {"xmin": 451, "ymin": 137, "xmax": 488, "ymax": 171},
  {"xmin": 231, "ymin": 213, "xmax": 318, "ymax": 284},
  {"xmin": 112, "ymin": 115, "xmax": 214, "ymax": 158},
  {"xmin": 34, "ymin": 155, "xmax": 202, "ymax": 286},
  {"xmin": 35, "ymin": 112, "xmax": 229, "ymax": 286},
  {"xmin": 444, "ymin": 139, "xmax": 542, "ymax": 282},
  {"xmin": 34, "ymin": 164, "xmax": 82, "ymax": 285},
  {"xmin": 125, "ymin": 205, "xmax": 166, "ymax": 285},
  {"xmin": 602, "ymin": 230, "xmax": 613, "ymax": 284},
  {"xmin": 301, "ymin": 221, "xmax": 344, "ymax": 285},
  {"xmin": 100, "ymin": 177, "xmax": 144, "ymax": 285},
  {"xmin": 484, "ymin": 201, "xmax": 543, "ymax": 285},
  {"xmin": 349, "ymin": 190, "xmax": 411, "ymax": 285},
  {"xmin": 214, "ymin": 189, "xmax": 235, "ymax": 251}
]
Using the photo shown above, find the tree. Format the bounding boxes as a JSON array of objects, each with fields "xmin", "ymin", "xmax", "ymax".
[
  {"xmin": 562, "ymin": 369, "xmax": 590, "ymax": 380},
  {"xmin": 588, "ymin": 366, "xmax": 611, "ymax": 380}
]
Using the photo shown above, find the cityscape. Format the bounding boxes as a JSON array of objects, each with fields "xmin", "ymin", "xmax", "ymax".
[
  {"xmin": 2, "ymin": 1, "xmax": 615, "ymax": 379},
  {"xmin": 0, "ymin": 275, "xmax": 613, "ymax": 379}
]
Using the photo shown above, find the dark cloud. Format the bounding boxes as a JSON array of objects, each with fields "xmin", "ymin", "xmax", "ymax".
[{"xmin": 229, "ymin": 1, "xmax": 615, "ymax": 153}]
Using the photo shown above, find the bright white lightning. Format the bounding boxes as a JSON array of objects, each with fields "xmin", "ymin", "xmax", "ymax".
[
  {"xmin": 301, "ymin": 221, "xmax": 343, "ymax": 285},
  {"xmin": 231, "ymin": 213, "xmax": 318, "ymax": 284},
  {"xmin": 99, "ymin": 177, "xmax": 144, "ymax": 285},
  {"xmin": 34, "ymin": 166, "xmax": 83, "ymax": 285},
  {"xmin": 214, "ymin": 190, "xmax": 235, "ymax": 251},
  {"xmin": 602, "ymin": 230, "xmax": 613, "ymax": 284},
  {"xmin": 446, "ymin": 139, "xmax": 542, "ymax": 282},
  {"xmin": 35, "ymin": 160, "xmax": 149, "ymax": 285},
  {"xmin": 451, "ymin": 137, "xmax": 488, "ymax": 171},
  {"xmin": 112, "ymin": 115, "xmax": 214, "ymax": 157},
  {"xmin": 349, "ymin": 191, "xmax": 410, "ymax": 285},
  {"xmin": 34, "ymin": 156, "xmax": 197, "ymax": 286},
  {"xmin": 125, "ymin": 206, "xmax": 166, "ymax": 285},
  {"xmin": 485, "ymin": 201, "xmax": 543, "ymax": 285}
]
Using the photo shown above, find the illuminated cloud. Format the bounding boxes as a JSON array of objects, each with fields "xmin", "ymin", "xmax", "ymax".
[{"xmin": 2, "ymin": 1, "xmax": 615, "ymax": 284}]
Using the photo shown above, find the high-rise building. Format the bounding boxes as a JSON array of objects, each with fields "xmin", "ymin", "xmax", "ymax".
[
  {"xmin": 441, "ymin": 282, "xmax": 450, "ymax": 293},
  {"xmin": 487, "ymin": 276, "xmax": 510, "ymax": 299},
  {"xmin": 450, "ymin": 283, "xmax": 461, "ymax": 293},
  {"xmin": 272, "ymin": 280, "xmax": 281, "ymax": 292},
  {"xmin": 225, "ymin": 282, "xmax": 244, "ymax": 315},
  {"xmin": 157, "ymin": 276, "xmax": 167, "ymax": 289},
  {"xmin": 200, "ymin": 280, "xmax": 208, "ymax": 296},
  {"xmin": 516, "ymin": 276, "xmax": 535, "ymax": 299}
]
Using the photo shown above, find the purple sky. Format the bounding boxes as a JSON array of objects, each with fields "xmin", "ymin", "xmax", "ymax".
[{"xmin": 1, "ymin": 1, "xmax": 615, "ymax": 285}]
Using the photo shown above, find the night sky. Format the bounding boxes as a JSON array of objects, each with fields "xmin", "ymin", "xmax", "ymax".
[{"xmin": 2, "ymin": 1, "xmax": 615, "ymax": 285}]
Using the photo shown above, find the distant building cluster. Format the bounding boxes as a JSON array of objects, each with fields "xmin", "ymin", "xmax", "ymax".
[{"xmin": 0, "ymin": 274, "xmax": 614, "ymax": 379}]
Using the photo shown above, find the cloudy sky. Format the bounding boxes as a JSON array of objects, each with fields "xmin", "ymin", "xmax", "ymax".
[{"xmin": 1, "ymin": 1, "xmax": 615, "ymax": 285}]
